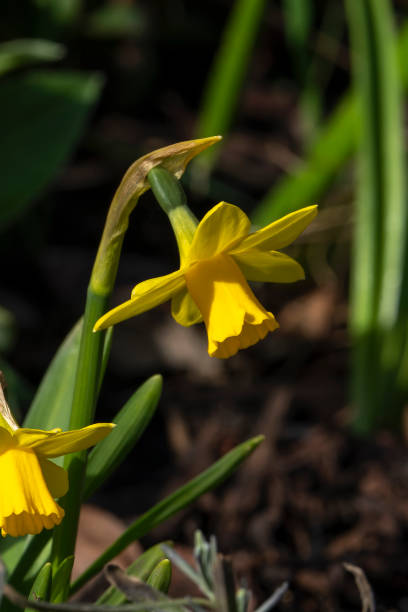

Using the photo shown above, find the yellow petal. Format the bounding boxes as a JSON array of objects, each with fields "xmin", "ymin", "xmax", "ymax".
[
  {"xmin": 16, "ymin": 423, "xmax": 114, "ymax": 458},
  {"xmin": 94, "ymin": 269, "xmax": 186, "ymax": 331},
  {"xmin": 0, "ymin": 428, "xmax": 13, "ymax": 452},
  {"xmin": 185, "ymin": 253, "xmax": 278, "ymax": 359},
  {"xmin": 232, "ymin": 250, "xmax": 305, "ymax": 283},
  {"xmin": 14, "ymin": 428, "xmax": 62, "ymax": 448},
  {"xmin": 233, "ymin": 205, "xmax": 318, "ymax": 253},
  {"xmin": 188, "ymin": 202, "xmax": 251, "ymax": 262},
  {"xmin": 39, "ymin": 458, "xmax": 69, "ymax": 498},
  {"xmin": 171, "ymin": 287, "xmax": 203, "ymax": 326},
  {"xmin": 0, "ymin": 448, "xmax": 64, "ymax": 537}
]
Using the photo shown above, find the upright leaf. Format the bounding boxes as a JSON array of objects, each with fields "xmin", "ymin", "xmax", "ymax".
[
  {"xmin": 346, "ymin": 0, "xmax": 406, "ymax": 431},
  {"xmin": 0, "ymin": 70, "xmax": 103, "ymax": 230}
]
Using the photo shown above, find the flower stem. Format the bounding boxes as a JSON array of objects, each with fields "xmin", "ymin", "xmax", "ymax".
[{"xmin": 50, "ymin": 288, "xmax": 109, "ymax": 582}]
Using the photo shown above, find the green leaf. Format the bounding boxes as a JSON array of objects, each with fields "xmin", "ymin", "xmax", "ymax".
[
  {"xmin": 96, "ymin": 542, "xmax": 172, "ymax": 605},
  {"xmin": 0, "ymin": 537, "xmax": 28, "ymax": 576},
  {"xmin": 193, "ymin": 0, "xmax": 267, "ymax": 177},
  {"xmin": 87, "ymin": 3, "xmax": 145, "ymax": 38},
  {"xmin": 50, "ymin": 557, "xmax": 74, "ymax": 603},
  {"xmin": 23, "ymin": 321, "xmax": 82, "ymax": 431},
  {"xmin": 0, "ymin": 39, "xmax": 65, "ymax": 77},
  {"xmin": 51, "ymin": 291, "xmax": 109, "ymax": 572},
  {"xmin": 9, "ymin": 531, "xmax": 52, "ymax": 596},
  {"xmin": 147, "ymin": 560, "xmax": 172, "ymax": 595},
  {"xmin": 252, "ymin": 20, "xmax": 408, "ymax": 226},
  {"xmin": 25, "ymin": 563, "xmax": 52, "ymax": 612},
  {"xmin": 98, "ymin": 326, "xmax": 114, "ymax": 396},
  {"xmin": 83, "ymin": 374, "xmax": 162, "ymax": 500},
  {"xmin": 346, "ymin": 0, "xmax": 406, "ymax": 431},
  {"xmin": 32, "ymin": 0, "xmax": 82, "ymax": 29},
  {"xmin": 0, "ymin": 70, "xmax": 103, "ymax": 230},
  {"xmin": 70, "ymin": 435, "xmax": 264, "ymax": 594}
]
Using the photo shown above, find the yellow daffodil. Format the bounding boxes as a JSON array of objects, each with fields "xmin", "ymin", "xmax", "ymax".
[
  {"xmin": 0, "ymin": 392, "xmax": 114, "ymax": 537},
  {"xmin": 94, "ymin": 202, "xmax": 317, "ymax": 358}
]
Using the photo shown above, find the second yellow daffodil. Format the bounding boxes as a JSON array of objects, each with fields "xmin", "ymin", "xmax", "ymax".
[
  {"xmin": 94, "ymin": 199, "xmax": 317, "ymax": 358},
  {"xmin": 0, "ymin": 392, "xmax": 114, "ymax": 537}
]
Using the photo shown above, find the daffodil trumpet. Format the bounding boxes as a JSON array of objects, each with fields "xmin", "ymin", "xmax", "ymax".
[
  {"xmin": 0, "ymin": 385, "xmax": 114, "ymax": 538},
  {"xmin": 95, "ymin": 170, "xmax": 317, "ymax": 358}
]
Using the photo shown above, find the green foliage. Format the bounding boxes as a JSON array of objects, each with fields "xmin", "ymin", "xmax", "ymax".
[
  {"xmin": 24, "ymin": 322, "xmax": 82, "ymax": 431},
  {"xmin": 84, "ymin": 374, "xmax": 162, "ymax": 500},
  {"xmin": 25, "ymin": 563, "xmax": 52, "ymax": 611},
  {"xmin": 0, "ymin": 70, "xmax": 103, "ymax": 231},
  {"xmin": 71, "ymin": 436, "xmax": 264, "ymax": 595},
  {"xmin": 146, "ymin": 560, "xmax": 172, "ymax": 595},
  {"xmin": 97, "ymin": 543, "xmax": 172, "ymax": 606},
  {"xmin": 252, "ymin": 20, "xmax": 408, "ymax": 226},
  {"xmin": 346, "ymin": 0, "xmax": 406, "ymax": 431},
  {"xmin": 193, "ymin": 0, "xmax": 267, "ymax": 178},
  {"xmin": 252, "ymin": 92, "xmax": 357, "ymax": 225},
  {"xmin": 0, "ymin": 39, "xmax": 64, "ymax": 76},
  {"xmin": 50, "ymin": 558, "xmax": 73, "ymax": 603}
]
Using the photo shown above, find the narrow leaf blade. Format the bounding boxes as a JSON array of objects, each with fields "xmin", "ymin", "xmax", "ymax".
[
  {"xmin": 71, "ymin": 436, "xmax": 264, "ymax": 594},
  {"xmin": 84, "ymin": 374, "xmax": 162, "ymax": 499}
]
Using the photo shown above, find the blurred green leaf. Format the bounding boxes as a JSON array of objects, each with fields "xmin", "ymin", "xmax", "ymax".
[
  {"xmin": 87, "ymin": 3, "xmax": 146, "ymax": 38},
  {"xmin": 283, "ymin": 0, "xmax": 313, "ymax": 56},
  {"xmin": 251, "ymin": 21, "xmax": 408, "ymax": 226},
  {"xmin": 0, "ymin": 69, "xmax": 103, "ymax": 230},
  {"xmin": 252, "ymin": 20, "xmax": 408, "ymax": 226},
  {"xmin": 0, "ymin": 537, "xmax": 27, "ymax": 576},
  {"xmin": 147, "ymin": 560, "xmax": 172, "ymax": 595},
  {"xmin": 252, "ymin": 92, "xmax": 357, "ymax": 225},
  {"xmin": 282, "ymin": 0, "xmax": 321, "ymax": 144},
  {"xmin": 84, "ymin": 374, "xmax": 162, "ymax": 500},
  {"xmin": 9, "ymin": 531, "xmax": 52, "ymax": 596},
  {"xmin": 0, "ymin": 39, "xmax": 65, "ymax": 77},
  {"xmin": 0, "ymin": 306, "xmax": 16, "ymax": 353},
  {"xmin": 33, "ymin": 0, "xmax": 82, "ymax": 29},
  {"xmin": 347, "ymin": 0, "xmax": 406, "ymax": 432},
  {"xmin": 97, "ymin": 542, "xmax": 172, "ymax": 606},
  {"xmin": 193, "ymin": 0, "xmax": 267, "ymax": 178},
  {"xmin": 71, "ymin": 435, "xmax": 264, "ymax": 594},
  {"xmin": 23, "ymin": 320, "xmax": 82, "ymax": 432},
  {"xmin": 25, "ymin": 563, "xmax": 52, "ymax": 612}
]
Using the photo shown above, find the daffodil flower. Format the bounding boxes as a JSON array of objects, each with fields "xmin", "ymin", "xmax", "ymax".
[
  {"xmin": 0, "ymin": 394, "xmax": 114, "ymax": 537},
  {"xmin": 94, "ymin": 203, "xmax": 317, "ymax": 358}
]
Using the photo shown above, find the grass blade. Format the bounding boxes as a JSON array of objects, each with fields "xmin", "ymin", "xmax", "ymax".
[
  {"xmin": 252, "ymin": 20, "xmax": 408, "ymax": 226},
  {"xmin": 193, "ymin": 0, "xmax": 267, "ymax": 178},
  {"xmin": 96, "ymin": 542, "xmax": 171, "ymax": 606},
  {"xmin": 83, "ymin": 374, "xmax": 162, "ymax": 499},
  {"xmin": 70, "ymin": 435, "xmax": 264, "ymax": 595},
  {"xmin": 346, "ymin": 0, "xmax": 406, "ymax": 431}
]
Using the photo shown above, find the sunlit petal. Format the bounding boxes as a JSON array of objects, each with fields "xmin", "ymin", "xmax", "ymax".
[
  {"xmin": 232, "ymin": 250, "xmax": 305, "ymax": 282},
  {"xmin": 171, "ymin": 287, "xmax": 203, "ymax": 326},
  {"xmin": 39, "ymin": 457, "xmax": 69, "ymax": 498},
  {"xmin": 19, "ymin": 423, "xmax": 114, "ymax": 458},
  {"xmin": 14, "ymin": 428, "xmax": 62, "ymax": 448},
  {"xmin": 0, "ymin": 448, "xmax": 64, "ymax": 537},
  {"xmin": 94, "ymin": 269, "xmax": 186, "ymax": 331},
  {"xmin": 233, "ymin": 205, "xmax": 317, "ymax": 253},
  {"xmin": 188, "ymin": 202, "xmax": 251, "ymax": 262},
  {"xmin": 185, "ymin": 254, "xmax": 278, "ymax": 358},
  {"xmin": 0, "ymin": 428, "xmax": 13, "ymax": 453}
]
